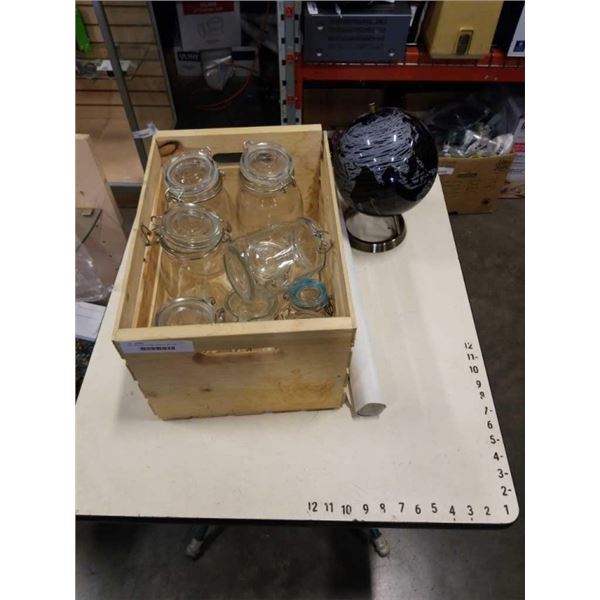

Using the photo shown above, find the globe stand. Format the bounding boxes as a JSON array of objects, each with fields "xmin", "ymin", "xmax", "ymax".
[{"xmin": 344, "ymin": 208, "xmax": 406, "ymax": 254}]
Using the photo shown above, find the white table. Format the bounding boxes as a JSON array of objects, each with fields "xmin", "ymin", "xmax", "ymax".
[{"xmin": 76, "ymin": 178, "xmax": 519, "ymax": 526}]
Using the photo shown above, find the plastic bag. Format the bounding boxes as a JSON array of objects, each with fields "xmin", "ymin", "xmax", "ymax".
[
  {"xmin": 76, "ymin": 236, "xmax": 108, "ymax": 302},
  {"xmin": 441, "ymin": 130, "xmax": 513, "ymax": 158},
  {"xmin": 424, "ymin": 93, "xmax": 516, "ymax": 158}
]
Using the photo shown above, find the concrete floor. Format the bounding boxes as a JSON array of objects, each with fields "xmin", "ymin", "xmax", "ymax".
[{"xmin": 77, "ymin": 198, "xmax": 524, "ymax": 600}]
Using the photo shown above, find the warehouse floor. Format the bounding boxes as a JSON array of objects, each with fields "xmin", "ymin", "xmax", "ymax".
[{"xmin": 76, "ymin": 198, "xmax": 524, "ymax": 600}]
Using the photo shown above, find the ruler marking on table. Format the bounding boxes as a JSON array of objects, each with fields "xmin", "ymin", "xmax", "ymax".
[
  {"xmin": 302, "ymin": 339, "xmax": 517, "ymax": 524},
  {"xmin": 303, "ymin": 497, "xmax": 509, "ymax": 523},
  {"xmin": 464, "ymin": 339, "xmax": 517, "ymax": 516}
]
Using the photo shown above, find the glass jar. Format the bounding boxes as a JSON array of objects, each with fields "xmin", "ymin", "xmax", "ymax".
[
  {"xmin": 155, "ymin": 297, "xmax": 221, "ymax": 326},
  {"xmin": 224, "ymin": 217, "xmax": 331, "ymax": 301},
  {"xmin": 164, "ymin": 149, "xmax": 232, "ymax": 225},
  {"xmin": 236, "ymin": 141, "xmax": 303, "ymax": 233},
  {"xmin": 154, "ymin": 204, "xmax": 229, "ymax": 299},
  {"xmin": 224, "ymin": 289, "xmax": 280, "ymax": 322},
  {"xmin": 286, "ymin": 278, "xmax": 333, "ymax": 319}
]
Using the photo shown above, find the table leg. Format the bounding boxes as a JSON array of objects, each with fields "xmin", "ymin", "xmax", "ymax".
[
  {"xmin": 185, "ymin": 524, "xmax": 210, "ymax": 560},
  {"xmin": 368, "ymin": 527, "xmax": 390, "ymax": 557},
  {"xmin": 185, "ymin": 524, "xmax": 388, "ymax": 560}
]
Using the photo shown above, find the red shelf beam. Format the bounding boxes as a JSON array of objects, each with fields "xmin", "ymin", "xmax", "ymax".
[{"xmin": 295, "ymin": 47, "xmax": 524, "ymax": 109}]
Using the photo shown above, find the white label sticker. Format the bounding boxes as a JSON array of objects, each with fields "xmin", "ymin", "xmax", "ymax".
[
  {"xmin": 76, "ymin": 301, "xmax": 106, "ymax": 342},
  {"xmin": 438, "ymin": 166, "xmax": 455, "ymax": 175},
  {"xmin": 119, "ymin": 340, "xmax": 194, "ymax": 354}
]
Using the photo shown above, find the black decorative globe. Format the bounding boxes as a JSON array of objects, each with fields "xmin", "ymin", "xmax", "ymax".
[{"xmin": 334, "ymin": 107, "xmax": 438, "ymax": 217}]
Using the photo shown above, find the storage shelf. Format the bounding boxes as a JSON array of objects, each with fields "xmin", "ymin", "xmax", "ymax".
[{"xmin": 297, "ymin": 47, "xmax": 524, "ymax": 109}]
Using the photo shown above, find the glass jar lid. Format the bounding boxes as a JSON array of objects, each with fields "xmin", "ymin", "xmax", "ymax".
[
  {"xmin": 164, "ymin": 150, "xmax": 222, "ymax": 202},
  {"xmin": 159, "ymin": 204, "xmax": 224, "ymax": 256},
  {"xmin": 289, "ymin": 279, "xmax": 329, "ymax": 311},
  {"xmin": 225, "ymin": 290, "xmax": 279, "ymax": 322},
  {"xmin": 239, "ymin": 141, "xmax": 295, "ymax": 192},
  {"xmin": 155, "ymin": 297, "xmax": 216, "ymax": 326}
]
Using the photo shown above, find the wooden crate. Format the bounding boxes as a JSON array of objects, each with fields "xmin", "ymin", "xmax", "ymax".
[{"xmin": 113, "ymin": 125, "xmax": 356, "ymax": 420}]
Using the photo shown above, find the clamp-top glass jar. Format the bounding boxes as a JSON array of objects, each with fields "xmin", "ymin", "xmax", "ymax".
[
  {"xmin": 236, "ymin": 141, "xmax": 303, "ymax": 233},
  {"xmin": 224, "ymin": 217, "xmax": 331, "ymax": 302},
  {"xmin": 150, "ymin": 203, "xmax": 230, "ymax": 299},
  {"xmin": 164, "ymin": 149, "xmax": 232, "ymax": 225},
  {"xmin": 155, "ymin": 297, "xmax": 221, "ymax": 326},
  {"xmin": 224, "ymin": 289, "xmax": 280, "ymax": 322},
  {"xmin": 286, "ymin": 278, "xmax": 333, "ymax": 319}
]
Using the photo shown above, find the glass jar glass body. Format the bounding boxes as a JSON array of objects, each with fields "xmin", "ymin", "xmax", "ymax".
[
  {"xmin": 224, "ymin": 218, "xmax": 331, "ymax": 301},
  {"xmin": 224, "ymin": 289, "xmax": 280, "ymax": 322},
  {"xmin": 155, "ymin": 203, "xmax": 228, "ymax": 300},
  {"xmin": 236, "ymin": 140, "xmax": 303, "ymax": 234},
  {"xmin": 159, "ymin": 244, "xmax": 225, "ymax": 299},
  {"xmin": 235, "ymin": 184, "xmax": 303, "ymax": 234}
]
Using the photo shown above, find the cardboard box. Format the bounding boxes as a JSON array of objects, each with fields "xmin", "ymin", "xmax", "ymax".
[
  {"xmin": 176, "ymin": 1, "xmax": 241, "ymax": 51},
  {"xmin": 422, "ymin": 1, "xmax": 503, "ymax": 59},
  {"xmin": 438, "ymin": 153, "xmax": 515, "ymax": 214}
]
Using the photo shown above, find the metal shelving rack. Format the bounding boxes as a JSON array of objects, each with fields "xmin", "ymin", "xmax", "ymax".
[
  {"xmin": 278, "ymin": 2, "xmax": 525, "ymax": 124},
  {"xmin": 277, "ymin": 1, "xmax": 303, "ymax": 124},
  {"xmin": 90, "ymin": 2, "xmax": 525, "ymax": 131}
]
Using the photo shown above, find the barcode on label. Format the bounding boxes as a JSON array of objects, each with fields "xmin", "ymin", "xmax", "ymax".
[{"xmin": 119, "ymin": 340, "xmax": 194, "ymax": 354}]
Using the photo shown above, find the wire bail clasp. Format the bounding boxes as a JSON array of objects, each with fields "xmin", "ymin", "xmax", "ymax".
[{"xmin": 141, "ymin": 215, "xmax": 161, "ymax": 246}]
